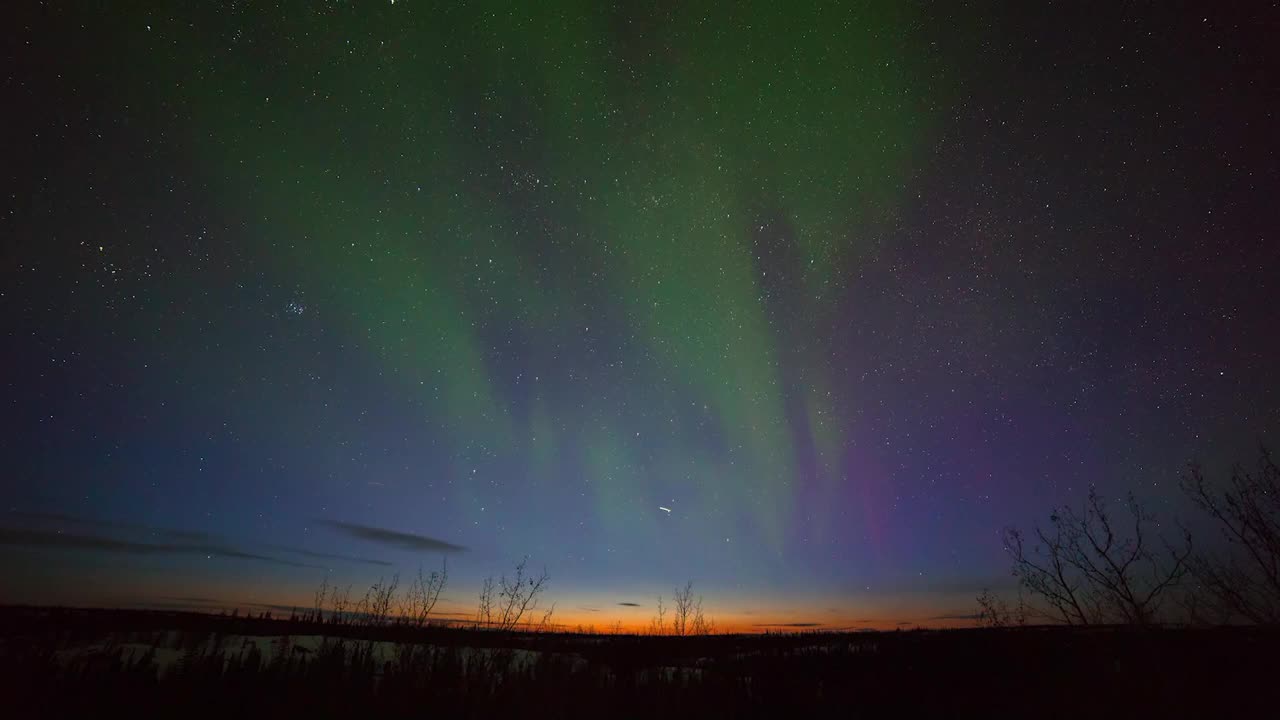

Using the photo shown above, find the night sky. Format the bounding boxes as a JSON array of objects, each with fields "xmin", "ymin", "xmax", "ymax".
[{"xmin": 4, "ymin": 2, "xmax": 1278, "ymax": 631}]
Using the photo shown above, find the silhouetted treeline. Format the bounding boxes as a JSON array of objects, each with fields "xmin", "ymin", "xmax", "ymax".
[{"xmin": 0, "ymin": 606, "xmax": 1271, "ymax": 719}]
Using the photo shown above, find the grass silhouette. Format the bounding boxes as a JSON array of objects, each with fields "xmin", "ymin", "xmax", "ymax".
[{"xmin": 0, "ymin": 605, "xmax": 1272, "ymax": 718}]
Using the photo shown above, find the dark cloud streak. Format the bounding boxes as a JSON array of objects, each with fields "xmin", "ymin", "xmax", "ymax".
[
  {"xmin": 0, "ymin": 527, "xmax": 319, "ymax": 569},
  {"xmin": 9, "ymin": 511, "xmax": 212, "ymax": 542},
  {"xmin": 322, "ymin": 520, "xmax": 468, "ymax": 553},
  {"xmin": 10, "ymin": 511, "xmax": 392, "ymax": 568},
  {"xmin": 270, "ymin": 546, "xmax": 393, "ymax": 567}
]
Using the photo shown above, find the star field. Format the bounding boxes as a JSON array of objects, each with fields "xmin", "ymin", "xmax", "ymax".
[{"xmin": 3, "ymin": 2, "xmax": 1277, "ymax": 630}]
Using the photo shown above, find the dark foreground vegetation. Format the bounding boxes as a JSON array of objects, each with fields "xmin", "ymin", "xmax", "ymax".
[{"xmin": 0, "ymin": 606, "xmax": 1271, "ymax": 719}]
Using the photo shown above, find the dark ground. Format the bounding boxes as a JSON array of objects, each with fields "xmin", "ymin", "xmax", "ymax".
[{"xmin": 0, "ymin": 606, "xmax": 1271, "ymax": 718}]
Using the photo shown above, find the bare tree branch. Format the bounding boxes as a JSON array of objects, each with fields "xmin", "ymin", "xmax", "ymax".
[
  {"xmin": 402, "ymin": 557, "xmax": 448, "ymax": 627},
  {"xmin": 1005, "ymin": 486, "xmax": 1191, "ymax": 625},
  {"xmin": 1182, "ymin": 448, "xmax": 1280, "ymax": 624}
]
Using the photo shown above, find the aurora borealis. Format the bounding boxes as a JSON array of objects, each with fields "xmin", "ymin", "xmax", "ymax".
[{"xmin": 4, "ymin": 2, "xmax": 1277, "ymax": 631}]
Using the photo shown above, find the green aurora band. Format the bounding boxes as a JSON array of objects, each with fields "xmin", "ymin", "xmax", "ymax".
[{"xmin": 126, "ymin": 1, "xmax": 938, "ymax": 569}]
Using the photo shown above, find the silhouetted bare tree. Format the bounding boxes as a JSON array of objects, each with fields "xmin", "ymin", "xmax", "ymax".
[
  {"xmin": 672, "ymin": 581, "xmax": 713, "ymax": 635},
  {"xmin": 673, "ymin": 582, "xmax": 694, "ymax": 636},
  {"xmin": 477, "ymin": 576, "xmax": 495, "ymax": 629},
  {"xmin": 649, "ymin": 594, "xmax": 667, "ymax": 635},
  {"xmin": 1182, "ymin": 448, "xmax": 1280, "ymax": 624},
  {"xmin": 535, "ymin": 602, "xmax": 556, "ymax": 633},
  {"xmin": 360, "ymin": 574, "xmax": 399, "ymax": 627},
  {"xmin": 329, "ymin": 583, "xmax": 353, "ymax": 625},
  {"xmin": 691, "ymin": 595, "xmax": 713, "ymax": 636},
  {"xmin": 402, "ymin": 558, "xmax": 448, "ymax": 627},
  {"xmin": 975, "ymin": 588, "xmax": 1027, "ymax": 628},
  {"xmin": 476, "ymin": 557, "xmax": 549, "ymax": 630},
  {"xmin": 312, "ymin": 576, "xmax": 329, "ymax": 623},
  {"xmin": 496, "ymin": 556, "xmax": 549, "ymax": 630},
  {"xmin": 1004, "ymin": 486, "xmax": 1192, "ymax": 625}
]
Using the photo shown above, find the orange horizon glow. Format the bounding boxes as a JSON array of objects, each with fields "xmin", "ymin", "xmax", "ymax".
[
  {"xmin": 4, "ymin": 573, "xmax": 983, "ymax": 634},
  {"xmin": 23, "ymin": 595, "xmax": 979, "ymax": 634}
]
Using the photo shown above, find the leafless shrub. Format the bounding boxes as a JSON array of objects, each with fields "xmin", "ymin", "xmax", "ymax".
[
  {"xmin": 1004, "ymin": 486, "xmax": 1192, "ymax": 625},
  {"xmin": 691, "ymin": 597, "xmax": 714, "ymax": 636},
  {"xmin": 312, "ymin": 577, "xmax": 328, "ymax": 624},
  {"xmin": 535, "ymin": 603, "xmax": 556, "ymax": 633},
  {"xmin": 476, "ymin": 576, "xmax": 495, "ymax": 629},
  {"xmin": 360, "ymin": 574, "xmax": 399, "ymax": 627},
  {"xmin": 649, "ymin": 595, "xmax": 667, "ymax": 635},
  {"xmin": 671, "ymin": 581, "xmax": 713, "ymax": 635},
  {"xmin": 496, "ymin": 556, "xmax": 549, "ymax": 631},
  {"xmin": 402, "ymin": 558, "xmax": 448, "ymax": 627},
  {"xmin": 673, "ymin": 583, "xmax": 693, "ymax": 636},
  {"xmin": 329, "ymin": 584, "xmax": 353, "ymax": 625},
  {"xmin": 1182, "ymin": 448, "xmax": 1280, "ymax": 624},
  {"xmin": 975, "ymin": 588, "xmax": 1027, "ymax": 628}
]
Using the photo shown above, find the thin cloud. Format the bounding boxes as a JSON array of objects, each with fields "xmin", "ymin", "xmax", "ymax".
[
  {"xmin": 245, "ymin": 602, "xmax": 303, "ymax": 614},
  {"xmin": 10, "ymin": 510, "xmax": 212, "ymax": 542},
  {"xmin": 323, "ymin": 521, "xmax": 468, "ymax": 553},
  {"xmin": 0, "ymin": 527, "xmax": 319, "ymax": 569},
  {"xmin": 753, "ymin": 622, "xmax": 824, "ymax": 628},
  {"xmin": 13, "ymin": 511, "xmax": 394, "ymax": 568},
  {"xmin": 141, "ymin": 597, "xmax": 233, "ymax": 612},
  {"xmin": 930, "ymin": 613, "xmax": 982, "ymax": 621},
  {"xmin": 271, "ymin": 546, "xmax": 393, "ymax": 567},
  {"xmin": 617, "ymin": 602, "xmax": 642, "ymax": 607}
]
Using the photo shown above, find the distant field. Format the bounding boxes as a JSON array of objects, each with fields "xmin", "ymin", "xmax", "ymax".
[{"xmin": 0, "ymin": 606, "xmax": 1270, "ymax": 718}]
